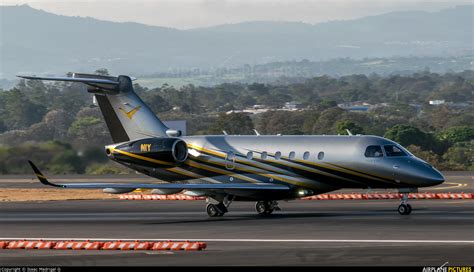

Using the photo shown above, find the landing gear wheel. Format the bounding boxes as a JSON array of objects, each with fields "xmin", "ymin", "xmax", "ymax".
[
  {"xmin": 398, "ymin": 204, "xmax": 411, "ymax": 215},
  {"xmin": 255, "ymin": 201, "xmax": 274, "ymax": 215},
  {"xmin": 216, "ymin": 202, "xmax": 228, "ymax": 214},
  {"xmin": 206, "ymin": 203, "xmax": 220, "ymax": 217},
  {"xmin": 406, "ymin": 204, "xmax": 412, "ymax": 215},
  {"xmin": 255, "ymin": 201, "xmax": 267, "ymax": 214}
]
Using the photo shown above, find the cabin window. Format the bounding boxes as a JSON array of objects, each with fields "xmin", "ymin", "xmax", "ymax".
[
  {"xmin": 275, "ymin": 151, "xmax": 281, "ymax": 160},
  {"xmin": 318, "ymin": 151, "xmax": 325, "ymax": 160},
  {"xmin": 226, "ymin": 151, "xmax": 235, "ymax": 160},
  {"xmin": 303, "ymin": 151, "xmax": 310, "ymax": 160},
  {"xmin": 365, "ymin": 145, "xmax": 383, "ymax": 158},
  {"xmin": 261, "ymin": 151, "xmax": 268, "ymax": 160},
  {"xmin": 289, "ymin": 151, "xmax": 296, "ymax": 160},
  {"xmin": 384, "ymin": 145, "xmax": 407, "ymax": 157},
  {"xmin": 246, "ymin": 151, "xmax": 253, "ymax": 160}
]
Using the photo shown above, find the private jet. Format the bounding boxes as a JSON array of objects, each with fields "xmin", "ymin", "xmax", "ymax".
[{"xmin": 20, "ymin": 73, "xmax": 445, "ymax": 217}]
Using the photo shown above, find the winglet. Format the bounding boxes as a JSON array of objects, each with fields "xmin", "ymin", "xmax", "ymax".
[{"xmin": 27, "ymin": 161, "xmax": 63, "ymax": 188}]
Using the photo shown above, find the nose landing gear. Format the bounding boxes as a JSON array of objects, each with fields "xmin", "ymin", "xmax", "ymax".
[{"xmin": 398, "ymin": 193, "xmax": 412, "ymax": 215}]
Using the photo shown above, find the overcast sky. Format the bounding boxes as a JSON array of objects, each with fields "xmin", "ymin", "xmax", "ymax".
[{"xmin": 1, "ymin": 0, "xmax": 471, "ymax": 29}]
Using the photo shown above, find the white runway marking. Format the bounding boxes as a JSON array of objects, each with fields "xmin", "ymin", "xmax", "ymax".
[{"xmin": 0, "ymin": 238, "xmax": 473, "ymax": 244}]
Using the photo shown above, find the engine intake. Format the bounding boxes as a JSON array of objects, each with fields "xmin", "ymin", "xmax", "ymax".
[{"xmin": 107, "ymin": 137, "xmax": 188, "ymax": 168}]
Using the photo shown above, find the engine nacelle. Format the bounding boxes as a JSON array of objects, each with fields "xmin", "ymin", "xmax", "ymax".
[{"xmin": 106, "ymin": 137, "xmax": 188, "ymax": 168}]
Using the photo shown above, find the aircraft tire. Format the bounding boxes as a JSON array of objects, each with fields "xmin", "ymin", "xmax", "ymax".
[
  {"xmin": 255, "ymin": 201, "xmax": 274, "ymax": 215},
  {"xmin": 206, "ymin": 203, "xmax": 220, "ymax": 217},
  {"xmin": 398, "ymin": 204, "xmax": 411, "ymax": 215},
  {"xmin": 406, "ymin": 204, "xmax": 412, "ymax": 215}
]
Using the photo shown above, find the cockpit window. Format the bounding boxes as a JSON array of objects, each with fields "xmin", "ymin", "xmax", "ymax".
[
  {"xmin": 365, "ymin": 145, "xmax": 383, "ymax": 158},
  {"xmin": 384, "ymin": 145, "xmax": 407, "ymax": 157}
]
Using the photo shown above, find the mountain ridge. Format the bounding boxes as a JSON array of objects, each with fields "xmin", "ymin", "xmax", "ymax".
[{"xmin": 1, "ymin": 4, "xmax": 472, "ymax": 78}]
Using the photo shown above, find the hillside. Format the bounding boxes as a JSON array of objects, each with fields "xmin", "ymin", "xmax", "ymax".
[{"xmin": 0, "ymin": 5, "xmax": 473, "ymax": 78}]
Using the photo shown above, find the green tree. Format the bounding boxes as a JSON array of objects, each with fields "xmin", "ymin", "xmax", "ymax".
[
  {"xmin": 437, "ymin": 126, "xmax": 474, "ymax": 145},
  {"xmin": 142, "ymin": 91, "xmax": 172, "ymax": 113},
  {"xmin": 255, "ymin": 111, "xmax": 306, "ymax": 135},
  {"xmin": 336, "ymin": 120, "xmax": 364, "ymax": 135},
  {"xmin": 68, "ymin": 116, "xmax": 110, "ymax": 146},
  {"xmin": 442, "ymin": 142, "xmax": 474, "ymax": 171},
  {"xmin": 2, "ymin": 88, "xmax": 46, "ymax": 130},
  {"xmin": 208, "ymin": 113, "xmax": 254, "ymax": 135},
  {"xmin": 384, "ymin": 125, "xmax": 432, "ymax": 149},
  {"xmin": 95, "ymin": 68, "xmax": 110, "ymax": 76},
  {"xmin": 50, "ymin": 149, "xmax": 84, "ymax": 174},
  {"xmin": 318, "ymin": 99, "xmax": 337, "ymax": 110}
]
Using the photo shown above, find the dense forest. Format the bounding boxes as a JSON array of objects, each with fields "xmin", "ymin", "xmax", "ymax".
[{"xmin": 0, "ymin": 69, "xmax": 472, "ymax": 174}]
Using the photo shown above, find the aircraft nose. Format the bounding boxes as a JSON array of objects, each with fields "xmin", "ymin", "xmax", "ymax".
[
  {"xmin": 410, "ymin": 159, "xmax": 445, "ymax": 186},
  {"xmin": 428, "ymin": 168, "xmax": 445, "ymax": 185}
]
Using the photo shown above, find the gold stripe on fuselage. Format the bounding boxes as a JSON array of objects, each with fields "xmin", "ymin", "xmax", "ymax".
[
  {"xmin": 187, "ymin": 143, "xmax": 396, "ymax": 186},
  {"xmin": 185, "ymin": 159, "xmax": 261, "ymax": 184},
  {"xmin": 188, "ymin": 145, "xmax": 322, "ymax": 189},
  {"xmin": 110, "ymin": 148, "xmax": 174, "ymax": 166},
  {"xmin": 111, "ymin": 147, "xmax": 219, "ymax": 182},
  {"xmin": 188, "ymin": 144, "xmax": 289, "ymax": 175}
]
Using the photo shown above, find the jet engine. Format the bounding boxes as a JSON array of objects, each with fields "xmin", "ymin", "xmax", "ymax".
[{"xmin": 106, "ymin": 137, "xmax": 188, "ymax": 168}]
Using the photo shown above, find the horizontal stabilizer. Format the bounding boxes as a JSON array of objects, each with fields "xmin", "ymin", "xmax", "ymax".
[
  {"xmin": 17, "ymin": 75, "xmax": 119, "ymax": 85},
  {"xmin": 28, "ymin": 161, "xmax": 289, "ymax": 191}
]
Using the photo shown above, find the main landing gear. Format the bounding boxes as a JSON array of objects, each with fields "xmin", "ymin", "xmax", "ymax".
[
  {"xmin": 206, "ymin": 195, "xmax": 233, "ymax": 217},
  {"xmin": 206, "ymin": 202, "xmax": 227, "ymax": 217},
  {"xmin": 398, "ymin": 193, "xmax": 412, "ymax": 215},
  {"xmin": 255, "ymin": 201, "xmax": 280, "ymax": 215}
]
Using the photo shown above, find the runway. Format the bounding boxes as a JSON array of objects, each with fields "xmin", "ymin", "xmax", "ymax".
[{"xmin": 1, "ymin": 199, "xmax": 473, "ymax": 266}]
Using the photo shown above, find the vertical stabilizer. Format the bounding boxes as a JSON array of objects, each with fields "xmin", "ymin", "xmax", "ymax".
[
  {"xmin": 18, "ymin": 73, "xmax": 171, "ymax": 143},
  {"xmin": 77, "ymin": 74, "xmax": 170, "ymax": 142}
]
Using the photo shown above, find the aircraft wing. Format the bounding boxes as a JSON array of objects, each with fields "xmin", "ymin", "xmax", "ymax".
[{"xmin": 28, "ymin": 161, "xmax": 289, "ymax": 191}]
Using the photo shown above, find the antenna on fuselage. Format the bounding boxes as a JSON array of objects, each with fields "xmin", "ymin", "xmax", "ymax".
[
  {"xmin": 346, "ymin": 129, "xmax": 353, "ymax": 136},
  {"xmin": 253, "ymin": 129, "xmax": 260, "ymax": 136},
  {"xmin": 222, "ymin": 130, "xmax": 228, "ymax": 135}
]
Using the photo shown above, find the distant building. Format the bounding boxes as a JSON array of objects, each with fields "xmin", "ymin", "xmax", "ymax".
[
  {"xmin": 283, "ymin": 101, "xmax": 302, "ymax": 110},
  {"xmin": 226, "ymin": 109, "xmax": 269, "ymax": 115},
  {"xmin": 226, "ymin": 110, "xmax": 243, "ymax": 115},
  {"xmin": 338, "ymin": 102, "xmax": 372, "ymax": 112},
  {"xmin": 252, "ymin": 104, "xmax": 267, "ymax": 109},
  {"xmin": 429, "ymin": 100, "xmax": 445, "ymax": 105},
  {"xmin": 163, "ymin": 120, "xmax": 187, "ymax": 136}
]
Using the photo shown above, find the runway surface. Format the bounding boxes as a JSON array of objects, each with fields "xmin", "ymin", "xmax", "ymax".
[{"xmin": 1, "ymin": 199, "xmax": 473, "ymax": 266}]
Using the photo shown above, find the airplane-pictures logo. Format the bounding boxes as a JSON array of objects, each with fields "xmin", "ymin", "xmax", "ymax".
[
  {"xmin": 119, "ymin": 105, "xmax": 141, "ymax": 119},
  {"xmin": 422, "ymin": 263, "xmax": 472, "ymax": 272}
]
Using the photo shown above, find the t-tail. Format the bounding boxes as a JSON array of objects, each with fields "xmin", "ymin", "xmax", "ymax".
[{"xmin": 17, "ymin": 73, "xmax": 177, "ymax": 143}]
